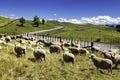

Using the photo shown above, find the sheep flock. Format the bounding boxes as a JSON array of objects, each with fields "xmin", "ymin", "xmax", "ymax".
[{"xmin": 0, "ymin": 33, "xmax": 120, "ymax": 74}]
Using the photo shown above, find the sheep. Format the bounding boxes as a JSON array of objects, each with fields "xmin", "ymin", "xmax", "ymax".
[
  {"xmin": 17, "ymin": 39, "xmax": 23, "ymax": 44},
  {"xmin": 71, "ymin": 42, "xmax": 81, "ymax": 48},
  {"xmin": 10, "ymin": 35, "xmax": 16, "ymax": 40},
  {"xmin": 51, "ymin": 41, "xmax": 61, "ymax": 46},
  {"xmin": 79, "ymin": 48, "xmax": 89, "ymax": 55},
  {"xmin": 16, "ymin": 35, "xmax": 23, "ymax": 39},
  {"xmin": 34, "ymin": 48, "xmax": 46, "ymax": 61},
  {"xmin": 91, "ymin": 46, "xmax": 100, "ymax": 52},
  {"xmin": 5, "ymin": 36, "xmax": 11, "ymax": 43},
  {"xmin": 49, "ymin": 45, "xmax": 61, "ymax": 53},
  {"xmin": 0, "ymin": 33, "xmax": 7, "ymax": 38},
  {"xmin": 111, "ymin": 54, "xmax": 120, "ymax": 68},
  {"xmin": 108, "ymin": 49, "xmax": 119, "ymax": 55},
  {"xmin": 89, "ymin": 54, "xmax": 112, "ymax": 73},
  {"xmin": 61, "ymin": 41, "xmax": 71, "ymax": 47},
  {"xmin": 63, "ymin": 51, "xmax": 75, "ymax": 64},
  {"xmin": 14, "ymin": 44, "xmax": 26, "ymax": 57},
  {"xmin": 37, "ymin": 39, "xmax": 52, "ymax": 47},
  {"xmin": 102, "ymin": 51, "xmax": 112, "ymax": 60},
  {"xmin": 68, "ymin": 47, "xmax": 79, "ymax": 55},
  {"xmin": 0, "ymin": 34, "xmax": 4, "ymax": 38}
]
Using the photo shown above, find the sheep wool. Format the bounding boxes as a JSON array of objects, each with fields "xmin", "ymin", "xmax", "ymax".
[
  {"xmin": 63, "ymin": 52, "xmax": 75, "ymax": 64},
  {"xmin": 34, "ymin": 49, "xmax": 46, "ymax": 61},
  {"xmin": 89, "ymin": 54, "xmax": 112, "ymax": 73}
]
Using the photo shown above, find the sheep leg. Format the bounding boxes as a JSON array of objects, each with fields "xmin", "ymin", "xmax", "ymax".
[
  {"xmin": 44, "ymin": 57, "xmax": 46, "ymax": 61},
  {"xmin": 115, "ymin": 64, "xmax": 118, "ymax": 69},
  {"xmin": 110, "ymin": 69, "xmax": 112, "ymax": 74}
]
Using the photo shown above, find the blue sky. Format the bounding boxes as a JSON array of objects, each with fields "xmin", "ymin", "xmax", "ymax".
[{"xmin": 0, "ymin": 0, "xmax": 120, "ymax": 20}]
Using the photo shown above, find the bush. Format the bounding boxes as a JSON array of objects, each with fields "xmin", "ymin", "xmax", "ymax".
[
  {"xmin": 116, "ymin": 25, "xmax": 120, "ymax": 32},
  {"xmin": 95, "ymin": 38, "xmax": 101, "ymax": 42}
]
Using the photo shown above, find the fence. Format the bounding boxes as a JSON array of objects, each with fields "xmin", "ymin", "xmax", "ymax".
[
  {"xmin": 21, "ymin": 33, "xmax": 119, "ymax": 52},
  {"xmin": 0, "ymin": 32, "xmax": 119, "ymax": 52}
]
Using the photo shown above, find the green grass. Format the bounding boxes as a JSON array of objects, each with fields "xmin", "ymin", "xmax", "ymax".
[
  {"xmin": 0, "ymin": 16, "xmax": 120, "ymax": 43},
  {"xmin": 40, "ymin": 23, "xmax": 120, "ymax": 43},
  {"xmin": 0, "ymin": 19, "xmax": 61, "ymax": 35},
  {"xmin": 0, "ymin": 16, "xmax": 12, "ymax": 27},
  {"xmin": 0, "ymin": 42, "xmax": 120, "ymax": 80}
]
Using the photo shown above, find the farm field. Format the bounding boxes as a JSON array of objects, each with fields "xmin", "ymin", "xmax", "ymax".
[
  {"xmin": 0, "ymin": 16, "xmax": 120, "ymax": 80},
  {"xmin": 0, "ymin": 17, "xmax": 60, "ymax": 35},
  {"xmin": 0, "ymin": 16, "xmax": 120, "ymax": 44},
  {"xmin": 0, "ymin": 16, "xmax": 12, "ymax": 27},
  {"xmin": 40, "ymin": 22, "xmax": 120, "ymax": 43},
  {"xmin": 0, "ymin": 40, "xmax": 120, "ymax": 80},
  {"xmin": 0, "ymin": 0, "xmax": 120, "ymax": 80}
]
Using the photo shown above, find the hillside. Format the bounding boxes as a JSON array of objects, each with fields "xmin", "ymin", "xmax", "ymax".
[
  {"xmin": 0, "ymin": 16, "xmax": 13, "ymax": 27},
  {"xmin": 40, "ymin": 22, "xmax": 120, "ymax": 43},
  {"xmin": 0, "ymin": 16, "xmax": 120, "ymax": 43},
  {"xmin": 0, "ymin": 19, "xmax": 61, "ymax": 35}
]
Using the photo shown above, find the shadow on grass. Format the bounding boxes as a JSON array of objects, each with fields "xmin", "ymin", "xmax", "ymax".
[
  {"xmin": 28, "ymin": 58, "xmax": 36, "ymax": 62},
  {"xmin": 59, "ymin": 59, "xmax": 65, "ymax": 66}
]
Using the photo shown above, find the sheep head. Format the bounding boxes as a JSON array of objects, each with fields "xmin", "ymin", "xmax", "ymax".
[{"xmin": 89, "ymin": 54, "xmax": 96, "ymax": 59}]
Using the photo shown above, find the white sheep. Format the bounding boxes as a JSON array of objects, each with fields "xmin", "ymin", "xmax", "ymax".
[
  {"xmin": 14, "ymin": 44, "xmax": 26, "ymax": 57},
  {"xmin": 91, "ymin": 46, "xmax": 100, "ymax": 52},
  {"xmin": 50, "ymin": 45, "xmax": 61, "ymax": 53},
  {"xmin": 89, "ymin": 54, "xmax": 112, "ymax": 73},
  {"xmin": 108, "ymin": 48, "xmax": 119, "ymax": 55},
  {"xmin": 102, "ymin": 51, "xmax": 112, "ymax": 60},
  {"xmin": 111, "ymin": 54, "xmax": 120, "ymax": 68},
  {"xmin": 63, "ymin": 50, "xmax": 75, "ymax": 64},
  {"xmin": 34, "ymin": 48, "xmax": 46, "ymax": 61},
  {"xmin": 5, "ymin": 36, "xmax": 11, "ymax": 43},
  {"xmin": 79, "ymin": 48, "xmax": 89, "ymax": 55},
  {"xmin": 68, "ymin": 47, "xmax": 79, "ymax": 55}
]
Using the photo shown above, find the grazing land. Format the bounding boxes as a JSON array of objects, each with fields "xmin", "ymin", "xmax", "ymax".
[
  {"xmin": 41, "ymin": 22, "xmax": 120, "ymax": 43},
  {"xmin": 0, "ymin": 41, "xmax": 120, "ymax": 80},
  {"xmin": 0, "ymin": 16, "xmax": 120, "ymax": 80},
  {"xmin": 0, "ymin": 16, "xmax": 120, "ymax": 44},
  {"xmin": 0, "ymin": 16, "xmax": 12, "ymax": 27}
]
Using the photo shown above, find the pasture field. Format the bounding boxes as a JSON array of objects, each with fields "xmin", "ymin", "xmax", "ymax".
[
  {"xmin": 0, "ymin": 18, "xmax": 60, "ymax": 35},
  {"xmin": 0, "ymin": 16, "xmax": 120, "ymax": 44},
  {"xmin": 0, "ymin": 16, "xmax": 12, "ymax": 27},
  {"xmin": 0, "ymin": 40, "xmax": 120, "ymax": 80},
  {"xmin": 41, "ymin": 22, "xmax": 120, "ymax": 43}
]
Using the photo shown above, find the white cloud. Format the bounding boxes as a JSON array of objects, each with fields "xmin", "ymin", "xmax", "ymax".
[
  {"xmin": 58, "ymin": 16, "xmax": 120, "ymax": 25},
  {"xmin": 0, "ymin": 14, "xmax": 19, "ymax": 19}
]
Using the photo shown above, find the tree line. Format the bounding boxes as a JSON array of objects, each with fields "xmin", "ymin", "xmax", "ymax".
[{"xmin": 19, "ymin": 16, "xmax": 46, "ymax": 27}]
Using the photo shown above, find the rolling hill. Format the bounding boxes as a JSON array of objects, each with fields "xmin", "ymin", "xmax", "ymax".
[
  {"xmin": 0, "ymin": 16, "xmax": 120, "ymax": 43},
  {"xmin": 0, "ymin": 16, "xmax": 13, "ymax": 27}
]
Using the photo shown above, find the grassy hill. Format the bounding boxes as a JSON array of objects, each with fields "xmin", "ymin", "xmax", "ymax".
[
  {"xmin": 0, "ymin": 17, "xmax": 120, "ymax": 79},
  {"xmin": 0, "ymin": 16, "xmax": 120, "ymax": 43},
  {"xmin": 0, "ymin": 41, "xmax": 120, "ymax": 80},
  {"xmin": 0, "ymin": 19, "xmax": 61, "ymax": 35},
  {"xmin": 0, "ymin": 16, "xmax": 13, "ymax": 27},
  {"xmin": 40, "ymin": 22, "xmax": 120, "ymax": 43}
]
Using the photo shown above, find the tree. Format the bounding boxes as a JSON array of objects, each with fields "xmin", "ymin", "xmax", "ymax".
[
  {"xmin": 41, "ymin": 18, "xmax": 45, "ymax": 24},
  {"xmin": 19, "ymin": 17, "xmax": 26, "ymax": 26},
  {"xmin": 33, "ymin": 16, "xmax": 40, "ymax": 27},
  {"xmin": 116, "ymin": 25, "xmax": 120, "ymax": 32}
]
